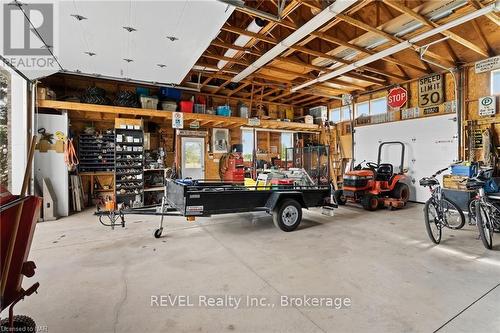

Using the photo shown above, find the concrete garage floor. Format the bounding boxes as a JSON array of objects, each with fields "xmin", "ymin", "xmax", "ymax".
[{"xmin": 13, "ymin": 203, "xmax": 500, "ymax": 333}]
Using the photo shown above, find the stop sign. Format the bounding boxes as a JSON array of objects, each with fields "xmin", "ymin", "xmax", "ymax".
[{"xmin": 387, "ymin": 87, "xmax": 408, "ymax": 108}]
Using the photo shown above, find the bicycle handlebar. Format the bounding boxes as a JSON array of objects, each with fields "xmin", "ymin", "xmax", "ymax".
[{"xmin": 432, "ymin": 166, "xmax": 449, "ymax": 178}]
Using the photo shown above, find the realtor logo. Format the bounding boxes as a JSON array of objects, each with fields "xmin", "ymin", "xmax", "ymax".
[{"xmin": 3, "ymin": 2, "xmax": 54, "ymax": 56}]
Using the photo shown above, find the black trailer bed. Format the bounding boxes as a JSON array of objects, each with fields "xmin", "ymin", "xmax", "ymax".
[{"xmin": 166, "ymin": 179, "xmax": 332, "ymax": 217}]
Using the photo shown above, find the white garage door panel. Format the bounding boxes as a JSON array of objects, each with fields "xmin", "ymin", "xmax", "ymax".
[{"xmin": 354, "ymin": 115, "xmax": 459, "ymax": 203}]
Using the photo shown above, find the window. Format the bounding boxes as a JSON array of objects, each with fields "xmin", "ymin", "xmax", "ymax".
[
  {"xmin": 329, "ymin": 105, "xmax": 352, "ymax": 122},
  {"xmin": 329, "ymin": 108, "xmax": 340, "ymax": 123},
  {"xmin": 370, "ymin": 97, "xmax": 387, "ymax": 115},
  {"xmin": 0, "ymin": 70, "xmax": 10, "ymax": 189},
  {"xmin": 281, "ymin": 132, "xmax": 293, "ymax": 160},
  {"xmin": 341, "ymin": 105, "xmax": 352, "ymax": 121},
  {"xmin": 355, "ymin": 97, "xmax": 387, "ymax": 118},
  {"xmin": 355, "ymin": 101, "xmax": 369, "ymax": 118},
  {"xmin": 242, "ymin": 129, "xmax": 254, "ymax": 162},
  {"xmin": 492, "ymin": 69, "xmax": 500, "ymax": 95}
]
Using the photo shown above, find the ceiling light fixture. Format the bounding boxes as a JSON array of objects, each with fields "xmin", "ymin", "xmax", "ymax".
[
  {"xmin": 291, "ymin": 3, "xmax": 499, "ymax": 92},
  {"xmin": 231, "ymin": 0, "xmax": 357, "ymax": 83}
]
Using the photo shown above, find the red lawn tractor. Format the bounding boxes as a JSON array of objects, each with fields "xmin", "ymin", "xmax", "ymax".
[{"xmin": 335, "ymin": 141, "xmax": 410, "ymax": 211}]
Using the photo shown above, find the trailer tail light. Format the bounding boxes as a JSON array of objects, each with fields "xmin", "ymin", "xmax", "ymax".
[{"xmin": 187, "ymin": 216, "xmax": 196, "ymax": 222}]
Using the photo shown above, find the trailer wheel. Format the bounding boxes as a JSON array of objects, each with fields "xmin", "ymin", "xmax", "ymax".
[
  {"xmin": 273, "ymin": 199, "xmax": 302, "ymax": 232},
  {"xmin": 153, "ymin": 228, "xmax": 163, "ymax": 238},
  {"xmin": 361, "ymin": 194, "xmax": 379, "ymax": 211},
  {"xmin": 0, "ymin": 315, "xmax": 36, "ymax": 332},
  {"xmin": 334, "ymin": 190, "xmax": 347, "ymax": 205}
]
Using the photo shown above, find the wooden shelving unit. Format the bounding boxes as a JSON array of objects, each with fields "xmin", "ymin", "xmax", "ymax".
[{"xmin": 37, "ymin": 100, "xmax": 320, "ymax": 133}]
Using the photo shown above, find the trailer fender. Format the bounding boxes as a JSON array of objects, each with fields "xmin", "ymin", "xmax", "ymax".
[{"xmin": 265, "ymin": 192, "xmax": 307, "ymax": 212}]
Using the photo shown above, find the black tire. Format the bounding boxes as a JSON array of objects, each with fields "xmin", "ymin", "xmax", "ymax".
[
  {"xmin": 361, "ymin": 194, "xmax": 379, "ymax": 211},
  {"xmin": 442, "ymin": 198, "xmax": 466, "ymax": 230},
  {"xmin": 468, "ymin": 198, "xmax": 477, "ymax": 225},
  {"xmin": 154, "ymin": 228, "xmax": 163, "ymax": 238},
  {"xmin": 273, "ymin": 199, "xmax": 302, "ymax": 232},
  {"xmin": 424, "ymin": 200, "xmax": 442, "ymax": 244},
  {"xmin": 476, "ymin": 201, "xmax": 493, "ymax": 250},
  {"xmin": 333, "ymin": 190, "xmax": 346, "ymax": 205},
  {"xmin": 391, "ymin": 182, "xmax": 410, "ymax": 203},
  {"xmin": 0, "ymin": 315, "xmax": 36, "ymax": 332}
]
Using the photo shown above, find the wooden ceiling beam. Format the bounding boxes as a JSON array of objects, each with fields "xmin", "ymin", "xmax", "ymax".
[
  {"xmin": 471, "ymin": 19, "xmax": 494, "ymax": 56},
  {"xmin": 382, "ymin": 0, "xmax": 489, "ymax": 58},
  {"xmin": 261, "ymin": 87, "xmax": 282, "ymax": 98},
  {"xmin": 269, "ymin": 90, "xmax": 294, "ymax": 102},
  {"xmin": 302, "ymin": 97, "xmax": 329, "ymax": 107},
  {"xmin": 202, "ymin": 54, "xmax": 250, "ymax": 67},
  {"xmin": 221, "ymin": 26, "xmax": 278, "ymax": 44},
  {"xmin": 468, "ymin": 0, "xmax": 500, "ymax": 26},
  {"xmin": 311, "ymin": 32, "xmax": 428, "ymax": 74},
  {"xmin": 211, "ymin": 41, "xmax": 263, "ymax": 57},
  {"xmin": 289, "ymin": 45, "xmax": 407, "ymax": 81},
  {"xmin": 337, "ymin": 13, "xmax": 454, "ymax": 67},
  {"xmin": 231, "ymin": 6, "xmax": 298, "ymax": 30},
  {"xmin": 275, "ymin": 57, "xmax": 386, "ymax": 86},
  {"xmin": 227, "ymin": 82, "xmax": 251, "ymax": 97}
]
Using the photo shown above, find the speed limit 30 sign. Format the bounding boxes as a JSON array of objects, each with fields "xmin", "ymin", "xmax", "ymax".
[{"xmin": 418, "ymin": 73, "xmax": 444, "ymax": 108}]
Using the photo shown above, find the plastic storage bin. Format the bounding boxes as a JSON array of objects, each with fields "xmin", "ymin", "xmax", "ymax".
[
  {"xmin": 451, "ymin": 163, "xmax": 477, "ymax": 177},
  {"xmin": 161, "ymin": 101, "xmax": 177, "ymax": 112},
  {"xmin": 136, "ymin": 87, "xmax": 150, "ymax": 97},
  {"xmin": 216, "ymin": 105, "xmax": 231, "ymax": 117},
  {"xmin": 194, "ymin": 104, "xmax": 206, "ymax": 114},
  {"xmin": 140, "ymin": 96, "xmax": 159, "ymax": 110},
  {"xmin": 179, "ymin": 101, "xmax": 194, "ymax": 113},
  {"xmin": 159, "ymin": 87, "xmax": 182, "ymax": 101}
]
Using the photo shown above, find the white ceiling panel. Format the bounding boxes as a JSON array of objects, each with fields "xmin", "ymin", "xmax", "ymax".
[
  {"xmin": 56, "ymin": 0, "xmax": 233, "ymax": 83},
  {"xmin": 0, "ymin": 0, "xmax": 233, "ymax": 81}
]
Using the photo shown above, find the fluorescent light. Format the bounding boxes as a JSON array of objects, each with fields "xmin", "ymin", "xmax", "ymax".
[
  {"xmin": 293, "ymin": 4, "xmax": 497, "ymax": 92},
  {"xmin": 232, "ymin": 0, "xmax": 357, "ymax": 82}
]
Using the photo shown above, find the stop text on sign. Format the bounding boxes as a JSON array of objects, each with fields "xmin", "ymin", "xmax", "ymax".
[{"xmin": 387, "ymin": 87, "xmax": 408, "ymax": 108}]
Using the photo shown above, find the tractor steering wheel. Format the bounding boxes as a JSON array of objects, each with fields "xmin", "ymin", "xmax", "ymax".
[{"xmin": 365, "ymin": 162, "xmax": 378, "ymax": 169}]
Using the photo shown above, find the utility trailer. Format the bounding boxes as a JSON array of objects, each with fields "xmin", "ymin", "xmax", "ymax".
[
  {"xmin": 97, "ymin": 178, "xmax": 336, "ymax": 238},
  {"xmin": 155, "ymin": 179, "xmax": 335, "ymax": 237}
]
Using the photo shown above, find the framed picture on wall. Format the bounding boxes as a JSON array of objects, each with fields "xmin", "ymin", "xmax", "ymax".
[{"xmin": 212, "ymin": 128, "xmax": 229, "ymax": 153}]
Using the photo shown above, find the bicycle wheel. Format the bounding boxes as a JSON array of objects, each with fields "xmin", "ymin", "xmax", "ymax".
[
  {"xmin": 424, "ymin": 200, "xmax": 442, "ymax": 244},
  {"xmin": 468, "ymin": 198, "xmax": 477, "ymax": 225},
  {"xmin": 442, "ymin": 198, "xmax": 466, "ymax": 230},
  {"xmin": 476, "ymin": 201, "xmax": 493, "ymax": 250}
]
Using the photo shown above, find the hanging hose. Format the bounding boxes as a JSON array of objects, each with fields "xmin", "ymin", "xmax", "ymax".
[{"xmin": 64, "ymin": 138, "xmax": 79, "ymax": 171}]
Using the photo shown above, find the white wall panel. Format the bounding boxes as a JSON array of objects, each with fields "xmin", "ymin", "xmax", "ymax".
[
  {"xmin": 354, "ymin": 115, "xmax": 459, "ymax": 203},
  {"xmin": 34, "ymin": 113, "xmax": 69, "ymax": 217}
]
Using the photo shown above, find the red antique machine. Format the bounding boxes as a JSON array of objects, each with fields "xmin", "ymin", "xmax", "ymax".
[
  {"xmin": 220, "ymin": 144, "xmax": 245, "ymax": 183},
  {"xmin": 1, "ymin": 137, "xmax": 41, "ymax": 331}
]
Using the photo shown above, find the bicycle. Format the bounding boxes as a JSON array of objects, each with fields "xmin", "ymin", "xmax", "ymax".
[
  {"xmin": 466, "ymin": 169, "xmax": 500, "ymax": 250},
  {"xmin": 419, "ymin": 167, "xmax": 465, "ymax": 244}
]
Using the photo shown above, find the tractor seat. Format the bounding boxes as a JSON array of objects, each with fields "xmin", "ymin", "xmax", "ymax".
[{"xmin": 376, "ymin": 163, "xmax": 393, "ymax": 181}]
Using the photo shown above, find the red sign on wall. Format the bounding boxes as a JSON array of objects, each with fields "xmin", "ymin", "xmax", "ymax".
[{"xmin": 387, "ymin": 87, "xmax": 408, "ymax": 108}]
